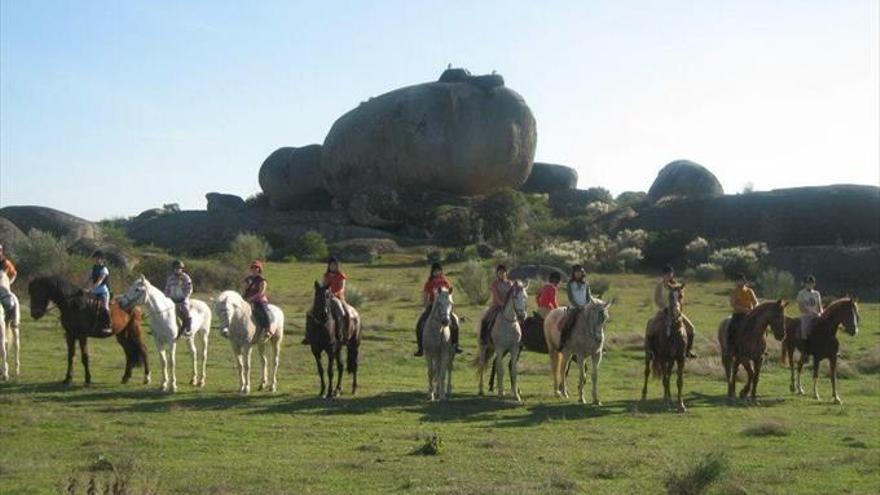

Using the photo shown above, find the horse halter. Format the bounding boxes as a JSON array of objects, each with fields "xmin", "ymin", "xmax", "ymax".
[
  {"xmin": 430, "ymin": 291, "xmax": 452, "ymax": 326},
  {"xmin": 502, "ymin": 283, "xmax": 526, "ymax": 322}
]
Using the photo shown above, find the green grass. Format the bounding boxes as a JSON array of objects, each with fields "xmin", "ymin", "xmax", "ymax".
[{"xmin": 1, "ymin": 254, "xmax": 878, "ymax": 494}]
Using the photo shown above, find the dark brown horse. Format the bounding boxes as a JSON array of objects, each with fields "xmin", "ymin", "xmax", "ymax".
[
  {"xmin": 782, "ymin": 298, "xmax": 859, "ymax": 404},
  {"xmin": 641, "ymin": 284, "xmax": 687, "ymax": 412},
  {"xmin": 28, "ymin": 276, "xmax": 150, "ymax": 386},
  {"xmin": 305, "ymin": 281, "xmax": 361, "ymax": 399},
  {"xmin": 717, "ymin": 300, "xmax": 787, "ymax": 403}
]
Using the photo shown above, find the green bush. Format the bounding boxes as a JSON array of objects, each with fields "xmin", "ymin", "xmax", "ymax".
[
  {"xmin": 756, "ymin": 268, "xmax": 797, "ymax": 300},
  {"xmin": 643, "ymin": 230, "xmax": 691, "ymax": 268},
  {"xmin": 684, "ymin": 237, "xmax": 711, "ymax": 266},
  {"xmin": 693, "ymin": 263, "xmax": 724, "ymax": 282},
  {"xmin": 225, "ymin": 233, "xmax": 272, "ymax": 267},
  {"xmin": 425, "ymin": 249, "xmax": 443, "ymax": 265},
  {"xmin": 664, "ymin": 452, "xmax": 728, "ymax": 495},
  {"xmin": 475, "ymin": 188, "xmax": 527, "ymax": 249},
  {"xmin": 616, "ymin": 247, "xmax": 644, "ymax": 272},
  {"xmin": 137, "ymin": 254, "xmax": 239, "ymax": 292},
  {"xmin": 708, "ymin": 245, "xmax": 764, "ymax": 279},
  {"xmin": 345, "ymin": 284, "xmax": 366, "ymax": 308},
  {"xmin": 615, "ymin": 191, "xmax": 647, "ymax": 209},
  {"xmin": 15, "ymin": 229, "xmax": 71, "ymax": 279},
  {"xmin": 590, "ymin": 276, "xmax": 612, "ymax": 297},
  {"xmin": 457, "ymin": 259, "xmax": 491, "ymax": 305},
  {"xmin": 291, "ymin": 230, "xmax": 329, "ymax": 262},
  {"xmin": 433, "ymin": 207, "xmax": 479, "ymax": 247}
]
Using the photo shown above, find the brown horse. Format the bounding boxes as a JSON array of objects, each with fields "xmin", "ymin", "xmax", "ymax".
[
  {"xmin": 717, "ymin": 300, "xmax": 787, "ymax": 403},
  {"xmin": 28, "ymin": 276, "xmax": 150, "ymax": 386},
  {"xmin": 641, "ymin": 283, "xmax": 687, "ymax": 412},
  {"xmin": 306, "ymin": 281, "xmax": 361, "ymax": 399},
  {"xmin": 783, "ymin": 298, "xmax": 859, "ymax": 404},
  {"xmin": 780, "ymin": 316, "xmax": 804, "ymax": 394}
]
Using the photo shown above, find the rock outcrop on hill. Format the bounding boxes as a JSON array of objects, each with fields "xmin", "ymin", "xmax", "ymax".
[
  {"xmin": 0, "ymin": 217, "xmax": 27, "ymax": 254},
  {"xmin": 259, "ymin": 145, "xmax": 329, "ymax": 210},
  {"xmin": 520, "ymin": 162, "xmax": 578, "ymax": 194},
  {"xmin": 205, "ymin": 192, "xmax": 246, "ymax": 212},
  {"xmin": 647, "ymin": 160, "xmax": 724, "ymax": 204},
  {"xmin": 321, "ymin": 68, "xmax": 537, "ymax": 201},
  {"xmin": 0, "ymin": 206, "xmax": 100, "ymax": 243},
  {"xmin": 623, "ymin": 184, "xmax": 880, "ymax": 247}
]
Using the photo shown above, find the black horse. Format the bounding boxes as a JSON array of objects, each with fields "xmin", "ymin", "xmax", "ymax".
[
  {"xmin": 305, "ymin": 281, "xmax": 360, "ymax": 399},
  {"xmin": 28, "ymin": 276, "xmax": 150, "ymax": 386}
]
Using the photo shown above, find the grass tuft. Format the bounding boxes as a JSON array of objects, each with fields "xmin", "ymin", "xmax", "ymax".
[
  {"xmin": 664, "ymin": 451, "xmax": 728, "ymax": 495},
  {"xmin": 412, "ymin": 434, "xmax": 442, "ymax": 456},
  {"xmin": 742, "ymin": 419, "xmax": 789, "ymax": 437}
]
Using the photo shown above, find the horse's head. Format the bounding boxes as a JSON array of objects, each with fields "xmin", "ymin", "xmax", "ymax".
[
  {"xmin": 432, "ymin": 288, "xmax": 453, "ymax": 327},
  {"xmin": 213, "ymin": 291, "xmax": 237, "ymax": 335},
  {"xmin": 122, "ymin": 275, "xmax": 150, "ymax": 307},
  {"xmin": 843, "ymin": 298, "xmax": 860, "ymax": 337},
  {"xmin": 668, "ymin": 283, "xmax": 685, "ymax": 321},
  {"xmin": 27, "ymin": 277, "xmax": 52, "ymax": 320},
  {"xmin": 586, "ymin": 298, "xmax": 613, "ymax": 339},
  {"xmin": 767, "ymin": 299, "xmax": 788, "ymax": 341},
  {"xmin": 312, "ymin": 281, "xmax": 331, "ymax": 319},
  {"xmin": 508, "ymin": 280, "xmax": 528, "ymax": 322}
]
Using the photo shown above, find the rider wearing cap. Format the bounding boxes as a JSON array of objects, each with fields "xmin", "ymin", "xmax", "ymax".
[
  {"xmin": 557, "ymin": 265, "xmax": 591, "ymax": 350},
  {"xmin": 726, "ymin": 273, "xmax": 759, "ymax": 355},
  {"xmin": 415, "ymin": 262, "xmax": 462, "ymax": 356},
  {"xmin": 87, "ymin": 250, "xmax": 113, "ymax": 336},
  {"xmin": 164, "ymin": 259, "xmax": 194, "ymax": 339},
  {"xmin": 797, "ymin": 275, "xmax": 823, "ymax": 343},
  {"xmin": 324, "ymin": 257, "xmax": 351, "ymax": 343},
  {"xmin": 479, "ymin": 265, "xmax": 514, "ymax": 345},
  {"xmin": 649, "ymin": 265, "xmax": 697, "ymax": 358},
  {"xmin": 243, "ymin": 260, "xmax": 272, "ymax": 337}
]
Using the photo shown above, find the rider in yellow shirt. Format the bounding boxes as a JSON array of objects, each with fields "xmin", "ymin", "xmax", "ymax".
[{"xmin": 726, "ymin": 273, "xmax": 759, "ymax": 354}]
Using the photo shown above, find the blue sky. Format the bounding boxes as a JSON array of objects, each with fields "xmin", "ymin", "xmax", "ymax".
[{"xmin": 1, "ymin": 0, "xmax": 877, "ymax": 220}]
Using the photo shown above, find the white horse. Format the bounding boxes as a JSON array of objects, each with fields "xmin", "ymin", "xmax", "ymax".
[
  {"xmin": 543, "ymin": 298, "xmax": 613, "ymax": 405},
  {"xmin": 423, "ymin": 288, "xmax": 455, "ymax": 401},
  {"xmin": 214, "ymin": 290, "xmax": 284, "ymax": 394},
  {"xmin": 0, "ymin": 271, "xmax": 21, "ymax": 381},
  {"xmin": 121, "ymin": 275, "xmax": 212, "ymax": 392},
  {"xmin": 477, "ymin": 281, "xmax": 528, "ymax": 402}
]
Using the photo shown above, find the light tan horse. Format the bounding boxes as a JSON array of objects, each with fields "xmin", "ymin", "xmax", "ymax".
[
  {"xmin": 477, "ymin": 281, "xmax": 528, "ymax": 402},
  {"xmin": 543, "ymin": 298, "xmax": 613, "ymax": 405},
  {"xmin": 422, "ymin": 288, "xmax": 455, "ymax": 401},
  {"xmin": 0, "ymin": 271, "xmax": 21, "ymax": 381}
]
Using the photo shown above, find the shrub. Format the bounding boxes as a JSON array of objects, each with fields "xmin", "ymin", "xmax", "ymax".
[
  {"xmin": 364, "ymin": 283, "xmax": 395, "ymax": 302},
  {"xmin": 583, "ymin": 187, "xmax": 614, "ymax": 205},
  {"xmin": 590, "ymin": 276, "xmax": 612, "ymax": 297},
  {"xmin": 15, "ymin": 229, "xmax": 71, "ymax": 279},
  {"xmin": 457, "ymin": 259, "xmax": 491, "ymax": 305},
  {"xmin": 475, "ymin": 188, "xmax": 527, "ymax": 249},
  {"xmin": 693, "ymin": 263, "xmax": 724, "ymax": 282},
  {"xmin": 97, "ymin": 221, "xmax": 135, "ymax": 251},
  {"xmin": 433, "ymin": 206, "xmax": 479, "ymax": 247},
  {"xmin": 684, "ymin": 237, "xmax": 711, "ymax": 266},
  {"xmin": 345, "ymin": 284, "xmax": 366, "ymax": 308},
  {"xmin": 756, "ymin": 268, "xmax": 797, "ymax": 300},
  {"xmin": 616, "ymin": 247, "xmax": 644, "ymax": 272},
  {"xmin": 291, "ymin": 230, "xmax": 329, "ymax": 262},
  {"xmin": 742, "ymin": 420, "xmax": 790, "ymax": 437},
  {"xmin": 615, "ymin": 191, "xmax": 647, "ymax": 209},
  {"xmin": 225, "ymin": 233, "xmax": 272, "ymax": 267},
  {"xmin": 709, "ymin": 246, "xmax": 763, "ymax": 279},
  {"xmin": 585, "ymin": 201, "xmax": 613, "ymax": 218},
  {"xmin": 137, "ymin": 254, "xmax": 238, "ymax": 292},
  {"xmin": 425, "ymin": 249, "xmax": 443, "ymax": 265},
  {"xmin": 615, "ymin": 229, "xmax": 649, "ymax": 249},
  {"xmin": 664, "ymin": 452, "xmax": 728, "ymax": 495},
  {"xmin": 643, "ymin": 230, "xmax": 691, "ymax": 268}
]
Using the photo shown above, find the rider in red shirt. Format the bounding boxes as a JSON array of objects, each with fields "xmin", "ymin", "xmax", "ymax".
[
  {"xmin": 480, "ymin": 265, "xmax": 513, "ymax": 344},
  {"xmin": 415, "ymin": 262, "xmax": 461, "ymax": 356},
  {"xmin": 304, "ymin": 257, "xmax": 351, "ymax": 345},
  {"xmin": 536, "ymin": 271, "xmax": 562, "ymax": 318}
]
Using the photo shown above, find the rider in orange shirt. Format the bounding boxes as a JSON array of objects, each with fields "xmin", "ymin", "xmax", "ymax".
[{"xmin": 415, "ymin": 262, "xmax": 461, "ymax": 356}]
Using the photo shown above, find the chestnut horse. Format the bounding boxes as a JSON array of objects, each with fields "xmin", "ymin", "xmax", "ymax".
[
  {"xmin": 783, "ymin": 298, "xmax": 859, "ymax": 404},
  {"xmin": 28, "ymin": 276, "xmax": 150, "ymax": 386},
  {"xmin": 717, "ymin": 300, "xmax": 787, "ymax": 403},
  {"xmin": 306, "ymin": 281, "xmax": 361, "ymax": 399},
  {"xmin": 641, "ymin": 284, "xmax": 687, "ymax": 412}
]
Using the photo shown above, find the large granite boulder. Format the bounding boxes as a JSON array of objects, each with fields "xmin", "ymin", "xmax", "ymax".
[
  {"xmin": 206, "ymin": 192, "xmax": 246, "ymax": 212},
  {"xmin": 258, "ymin": 145, "xmax": 329, "ymax": 210},
  {"xmin": 0, "ymin": 217, "xmax": 27, "ymax": 255},
  {"xmin": 647, "ymin": 160, "xmax": 724, "ymax": 204},
  {"xmin": 0, "ymin": 206, "xmax": 100, "ymax": 244},
  {"xmin": 68, "ymin": 238, "xmax": 138, "ymax": 271},
  {"xmin": 764, "ymin": 245, "xmax": 880, "ymax": 301},
  {"xmin": 521, "ymin": 162, "xmax": 578, "ymax": 194},
  {"xmin": 623, "ymin": 185, "xmax": 880, "ymax": 247},
  {"xmin": 322, "ymin": 69, "xmax": 537, "ymax": 201}
]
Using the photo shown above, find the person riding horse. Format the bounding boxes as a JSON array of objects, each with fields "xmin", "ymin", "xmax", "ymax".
[
  {"xmin": 415, "ymin": 262, "xmax": 462, "ymax": 356},
  {"xmin": 536, "ymin": 271, "xmax": 562, "ymax": 319},
  {"xmin": 243, "ymin": 260, "xmax": 273, "ymax": 338},
  {"xmin": 726, "ymin": 273, "xmax": 759, "ymax": 354},
  {"xmin": 647, "ymin": 265, "xmax": 697, "ymax": 358},
  {"xmin": 797, "ymin": 275, "xmax": 823, "ymax": 345},
  {"xmin": 0, "ymin": 243, "xmax": 18, "ymax": 323},
  {"xmin": 558, "ymin": 265, "xmax": 590, "ymax": 351},
  {"xmin": 479, "ymin": 265, "xmax": 514, "ymax": 345},
  {"xmin": 164, "ymin": 259, "xmax": 194, "ymax": 339},
  {"xmin": 324, "ymin": 257, "xmax": 352, "ymax": 343},
  {"xmin": 87, "ymin": 250, "xmax": 113, "ymax": 336}
]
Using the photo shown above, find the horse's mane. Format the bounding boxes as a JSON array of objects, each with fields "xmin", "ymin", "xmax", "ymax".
[
  {"xmin": 33, "ymin": 275, "xmax": 83, "ymax": 299},
  {"xmin": 819, "ymin": 298, "xmax": 854, "ymax": 322},
  {"xmin": 743, "ymin": 301, "xmax": 781, "ymax": 327}
]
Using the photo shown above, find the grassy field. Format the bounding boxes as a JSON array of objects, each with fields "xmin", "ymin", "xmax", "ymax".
[{"xmin": 1, "ymin": 254, "xmax": 878, "ymax": 494}]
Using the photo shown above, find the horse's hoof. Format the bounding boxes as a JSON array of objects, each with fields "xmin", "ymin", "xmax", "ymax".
[
  {"xmin": 677, "ymin": 404, "xmax": 687, "ymax": 413},
  {"xmin": 170, "ymin": 385, "xmax": 178, "ymax": 393},
  {"xmin": 198, "ymin": 380, "xmax": 206, "ymax": 388},
  {"xmin": 578, "ymin": 397, "xmax": 587, "ymax": 405},
  {"xmin": 789, "ymin": 384, "xmax": 796, "ymax": 393},
  {"xmin": 515, "ymin": 395, "xmax": 522, "ymax": 403},
  {"xmin": 144, "ymin": 376, "xmax": 151, "ymax": 385},
  {"xmin": 258, "ymin": 384, "xmax": 265, "ymax": 392},
  {"xmin": 269, "ymin": 385, "xmax": 277, "ymax": 393},
  {"xmin": 62, "ymin": 379, "xmax": 72, "ymax": 386},
  {"xmin": 813, "ymin": 394, "xmax": 820, "ymax": 401},
  {"xmin": 593, "ymin": 400, "xmax": 602, "ymax": 407},
  {"xmin": 121, "ymin": 377, "xmax": 130, "ymax": 385},
  {"xmin": 832, "ymin": 396, "xmax": 842, "ymax": 405},
  {"xmin": 191, "ymin": 378, "xmax": 198, "ymax": 386},
  {"xmin": 84, "ymin": 382, "xmax": 92, "ymax": 388}
]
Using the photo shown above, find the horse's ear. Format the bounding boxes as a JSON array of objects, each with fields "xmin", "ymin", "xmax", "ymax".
[{"xmin": 605, "ymin": 298, "xmax": 615, "ymax": 309}]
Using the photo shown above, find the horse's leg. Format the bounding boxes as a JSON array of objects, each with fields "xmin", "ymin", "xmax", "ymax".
[
  {"xmin": 830, "ymin": 356, "xmax": 842, "ymax": 405},
  {"xmin": 426, "ymin": 354, "xmax": 435, "ymax": 400},
  {"xmin": 549, "ymin": 349, "xmax": 561, "ymax": 397},
  {"xmin": 439, "ymin": 349, "xmax": 450, "ymax": 401},
  {"xmin": 511, "ymin": 346, "xmax": 522, "ymax": 403},
  {"xmin": 812, "ymin": 357, "xmax": 821, "ymax": 401},
  {"xmin": 270, "ymin": 338, "xmax": 281, "ymax": 393},
  {"xmin": 312, "ymin": 350, "xmax": 325, "ymax": 398},
  {"xmin": 334, "ymin": 347, "xmax": 344, "ymax": 397},
  {"xmin": 676, "ymin": 358, "xmax": 686, "ymax": 412},
  {"xmin": 591, "ymin": 351, "xmax": 602, "ymax": 406},
  {"xmin": 139, "ymin": 332, "xmax": 151, "ymax": 385},
  {"xmin": 751, "ymin": 356, "xmax": 763, "ymax": 403},
  {"xmin": 243, "ymin": 346, "xmax": 254, "ymax": 395},
  {"xmin": 488, "ymin": 358, "xmax": 496, "ymax": 392},
  {"xmin": 121, "ymin": 334, "xmax": 134, "ymax": 385},
  {"xmin": 79, "ymin": 338, "xmax": 92, "ymax": 386},
  {"xmin": 186, "ymin": 336, "xmax": 198, "ymax": 386},
  {"xmin": 257, "ymin": 343, "xmax": 268, "ymax": 391},
  {"xmin": 495, "ymin": 351, "xmax": 505, "ymax": 399},
  {"xmin": 158, "ymin": 348, "xmax": 169, "ymax": 392},
  {"xmin": 1, "ymin": 322, "xmax": 9, "ymax": 381},
  {"xmin": 198, "ymin": 329, "xmax": 209, "ymax": 387},
  {"xmin": 739, "ymin": 360, "xmax": 754, "ymax": 402},
  {"xmin": 728, "ymin": 357, "xmax": 740, "ymax": 403},
  {"xmin": 446, "ymin": 349, "xmax": 454, "ymax": 398},
  {"xmin": 577, "ymin": 354, "xmax": 587, "ymax": 404},
  {"xmin": 63, "ymin": 333, "xmax": 76, "ymax": 385},
  {"xmin": 721, "ymin": 353, "xmax": 732, "ymax": 390},
  {"xmin": 641, "ymin": 354, "xmax": 650, "ymax": 402},
  {"xmin": 787, "ymin": 346, "xmax": 796, "ymax": 393},
  {"xmin": 12, "ymin": 322, "xmax": 20, "ymax": 377},
  {"xmin": 796, "ymin": 354, "xmax": 806, "ymax": 395},
  {"xmin": 477, "ymin": 345, "xmax": 487, "ymax": 396},
  {"xmin": 233, "ymin": 345, "xmax": 245, "ymax": 394},
  {"xmin": 662, "ymin": 361, "xmax": 673, "ymax": 409},
  {"xmin": 168, "ymin": 341, "xmax": 178, "ymax": 393}
]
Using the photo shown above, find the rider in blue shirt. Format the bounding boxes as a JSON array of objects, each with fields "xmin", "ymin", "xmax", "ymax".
[{"xmin": 88, "ymin": 250, "xmax": 113, "ymax": 336}]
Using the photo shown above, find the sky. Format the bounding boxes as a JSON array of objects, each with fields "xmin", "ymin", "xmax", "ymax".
[{"xmin": 1, "ymin": 0, "xmax": 878, "ymax": 221}]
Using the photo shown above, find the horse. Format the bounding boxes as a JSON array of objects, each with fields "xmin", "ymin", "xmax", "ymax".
[
  {"xmin": 422, "ymin": 287, "xmax": 455, "ymax": 401},
  {"xmin": 717, "ymin": 300, "xmax": 787, "ymax": 403},
  {"xmin": 487, "ymin": 312, "xmax": 549, "ymax": 393},
  {"xmin": 213, "ymin": 291, "xmax": 284, "ymax": 394},
  {"xmin": 306, "ymin": 281, "xmax": 361, "ymax": 399},
  {"xmin": 784, "ymin": 298, "xmax": 859, "ymax": 404},
  {"xmin": 0, "ymin": 271, "xmax": 22, "ymax": 380},
  {"xmin": 477, "ymin": 280, "xmax": 528, "ymax": 402},
  {"xmin": 28, "ymin": 275, "xmax": 150, "ymax": 385},
  {"xmin": 543, "ymin": 298, "xmax": 613, "ymax": 405},
  {"xmin": 641, "ymin": 283, "xmax": 687, "ymax": 412},
  {"xmin": 780, "ymin": 316, "xmax": 806, "ymax": 393},
  {"xmin": 120, "ymin": 275, "xmax": 212, "ymax": 393}
]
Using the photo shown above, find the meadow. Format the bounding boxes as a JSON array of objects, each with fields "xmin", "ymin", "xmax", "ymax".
[{"xmin": 1, "ymin": 254, "xmax": 878, "ymax": 494}]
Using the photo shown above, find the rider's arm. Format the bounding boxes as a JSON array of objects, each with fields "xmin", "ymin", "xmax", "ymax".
[
  {"xmin": 91, "ymin": 269, "xmax": 108, "ymax": 290},
  {"xmin": 566, "ymin": 282, "xmax": 576, "ymax": 306},
  {"xmin": 183, "ymin": 274, "xmax": 193, "ymax": 299}
]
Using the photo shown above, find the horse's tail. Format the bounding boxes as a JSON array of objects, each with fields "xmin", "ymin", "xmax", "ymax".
[
  {"xmin": 117, "ymin": 308, "xmax": 147, "ymax": 368},
  {"xmin": 780, "ymin": 344, "xmax": 788, "ymax": 366},
  {"xmin": 346, "ymin": 341, "xmax": 359, "ymax": 375}
]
